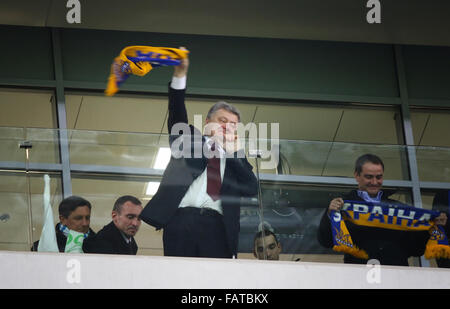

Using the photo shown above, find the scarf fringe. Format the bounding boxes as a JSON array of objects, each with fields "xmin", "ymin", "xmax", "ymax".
[
  {"xmin": 333, "ymin": 245, "xmax": 369, "ymax": 260},
  {"xmin": 425, "ymin": 244, "xmax": 450, "ymax": 260}
]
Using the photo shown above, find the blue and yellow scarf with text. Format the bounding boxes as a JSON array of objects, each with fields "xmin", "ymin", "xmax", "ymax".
[{"xmin": 330, "ymin": 200, "xmax": 450, "ymax": 260}]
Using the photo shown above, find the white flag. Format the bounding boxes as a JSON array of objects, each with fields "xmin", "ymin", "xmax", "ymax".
[{"xmin": 37, "ymin": 174, "xmax": 59, "ymax": 252}]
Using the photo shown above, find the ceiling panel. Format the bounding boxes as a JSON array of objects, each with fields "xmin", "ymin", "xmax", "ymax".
[
  {"xmin": 334, "ymin": 109, "xmax": 399, "ymax": 144},
  {"xmin": 410, "ymin": 111, "xmax": 429, "ymax": 145},
  {"xmin": 65, "ymin": 94, "xmax": 83, "ymax": 130},
  {"xmin": 0, "ymin": 89, "xmax": 55, "ymax": 128},
  {"xmin": 68, "ymin": 94, "xmax": 168, "ymax": 133},
  {"xmin": 253, "ymin": 105, "xmax": 342, "ymax": 141},
  {"xmin": 419, "ymin": 112, "xmax": 450, "ymax": 147}
]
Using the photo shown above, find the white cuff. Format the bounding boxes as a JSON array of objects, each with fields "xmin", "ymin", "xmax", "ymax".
[{"xmin": 171, "ymin": 76, "xmax": 186, "ymax": 90}]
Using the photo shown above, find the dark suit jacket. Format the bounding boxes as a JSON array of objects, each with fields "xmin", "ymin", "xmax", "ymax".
[
  {"xmin": 82, "ymin": 221, "xmax": 138, "ymax": 255},
  {"xmin": 317, "ymin": 190, "xmax": 430, "ymax": 266},
  {"xmin": 139, "ymin": 84, "xmax": 258, "ymax": 256}
]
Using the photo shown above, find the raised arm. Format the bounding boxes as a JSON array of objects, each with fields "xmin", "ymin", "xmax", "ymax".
[{"xmin": 167, "ymin": 47, "xmax": 190, "ymax": 133}]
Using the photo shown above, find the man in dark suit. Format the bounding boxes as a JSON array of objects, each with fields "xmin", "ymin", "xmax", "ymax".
[
  {"xmin": 32, "ymin": 195, "xmax": 96, "ymax": 252},
  {"xmin": 139, "ymin": 47, "xmax": 258, "ymax": 259},
  {"xmin": 317, "ymin": 154, "xmax": 431, "ymax": 266},
  {"xmin": 83, "ymin": 195, "xmax": 142, "ymax": 255}
]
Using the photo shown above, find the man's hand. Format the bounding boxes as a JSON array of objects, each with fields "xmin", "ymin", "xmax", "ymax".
[
  {"xmin": 173, "ymin": 46, "xmax": 189, "ymax": 78},
  {"xmin": 328, "ymin": 198, "xmax": 344, "ymax": 215},
  {"xmin": 434, "ymin": 212, "xmax": 448, "ymax": 226},
  {"xmin": 207, "ymin": 123, "xmax": 242, "ymax": 154},
  {"xmin": 223, "ymin": 134, "xmax": 243, "ymax": 154}
]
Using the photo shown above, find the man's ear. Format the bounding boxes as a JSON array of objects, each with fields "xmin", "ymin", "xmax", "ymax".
[{"xmin": 59, "ymin": 215, "xmax": 67, "ymax": 226}]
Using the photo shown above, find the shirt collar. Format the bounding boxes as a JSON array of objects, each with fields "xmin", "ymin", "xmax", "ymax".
[
  {"xmin": 357, "ymin": 190, "xmax": 384, "ymax": 203},
  {"xmin": 204, "ymin": 136, "xmax": 225, "ymax": 155},
  {"xmin": 119, "ymin": 231, "xmax": 132, "ymax": 244}
]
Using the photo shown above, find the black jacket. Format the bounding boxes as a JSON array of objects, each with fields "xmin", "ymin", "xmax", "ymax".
[
  {"xmin": 317, "ymin": 190, "xmax": 430, "ymax": 266},
  {"xmin": 31, "ymin": 223, "xmax": 96, "ymax": 253},
  {"xmin": 432, "ymin": 190, "xmax": 450, "ymax": 268},
  {"xmin": 82, "ymin": 221, "xmax": 138, "ymax": 255},
  {"xmin": 139, "ymin": 84, "xmax": 258, "ymax": 256}
]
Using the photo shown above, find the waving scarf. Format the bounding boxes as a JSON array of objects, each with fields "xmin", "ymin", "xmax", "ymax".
[
  {"xmin": 330, "ymin": 200, "xmax": 450, "ymax": 260},
  {"xmin": 105, "ymin": 46, "xmax": 189, "ymax": 96}
]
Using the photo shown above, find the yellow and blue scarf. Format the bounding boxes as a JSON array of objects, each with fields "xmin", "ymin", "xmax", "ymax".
[
  {"xmin": 330, "ymin": 200, "xmax": 450, "ymax": 260},
  {"xmin": 105, "ymin": 46, "xmax": 189, "ymax": 96}
]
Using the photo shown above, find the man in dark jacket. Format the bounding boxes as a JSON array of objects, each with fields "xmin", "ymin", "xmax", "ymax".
[
  {"xmin": 317, "ymin": 154, "xmax": 431, "ymax": 266},
  {"xmin": 83, "ymin": 195, "xmax": 142, "ymax": 255},
  {"xmin": 139, "ymin": 48, "xmax": 258, "ymax": 258},
  {"xmin": 32, "ymin": 195, "xmax": 95, "ymax": 252}
]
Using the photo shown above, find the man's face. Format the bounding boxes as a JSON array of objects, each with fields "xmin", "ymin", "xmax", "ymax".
[
  {"xmin": 354, "ymin": 162, "xmax": 384, "ymax": 197},
  {"xmin": 112, "ymin": 201, "xmax": 143, "ymax": 237},
  {"xmin": 205, "ymin": 108, "xmax": 239, "ymax": 138},
  {"xmin": 254, "ymin": 235, "xmax": 282, "ymax": 260},
  {"xmin": 59, "ymin": 205, "xmax": 91, "ymax": 234}
]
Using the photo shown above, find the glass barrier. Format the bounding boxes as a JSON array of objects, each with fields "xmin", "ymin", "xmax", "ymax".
[
  {"xmin": 416, "ymin": 145, "xmax": 450, "ymax": 182},
  {"xmin": 0, "ymin": 127, "xmax": 60, "ymax": 165},
  {"xmin": 68, "ymin": 129, "xmax": 168, "ymax": 168},
  {"xmin": 249, "ymin": 139, "xmax": 411, "ymax": 180},
  {"xmin": 0, "ymin": 171, "xmax": 63, "ymax": 251},
  {"xmin": 0, "ymin": 127, "xmax": 449, "ymax": 268}
]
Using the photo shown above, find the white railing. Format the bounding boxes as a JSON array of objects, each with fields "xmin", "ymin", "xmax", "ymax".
[{"xmin": 0, "ymin": 251, "xmax": 449, "ymax": 289}]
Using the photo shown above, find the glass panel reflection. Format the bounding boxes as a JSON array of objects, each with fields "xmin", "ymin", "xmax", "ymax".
[{"xmin": 0, "ymin": 172, "xmax": 62, "ymax": 252}]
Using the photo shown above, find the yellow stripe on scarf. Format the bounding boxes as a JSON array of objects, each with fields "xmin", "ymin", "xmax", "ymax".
[
  {"xmin": 105, "ymin": 46, "xmax": 189, "ymax": 96},
  {"xmin": 332, "ymin": 201, "xmax": 450, "ymax": 260}
]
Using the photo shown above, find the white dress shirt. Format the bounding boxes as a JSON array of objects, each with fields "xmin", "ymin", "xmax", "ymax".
[{"xmin": 178, "ymin": 137, "xmax": 226, "ymax": 215}]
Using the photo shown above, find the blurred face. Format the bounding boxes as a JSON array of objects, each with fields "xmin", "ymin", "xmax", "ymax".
[
  {"xmin": 205, "ymin": 108, "xmax": 239, "ymax": 138},
  {"xmin": 354, "ymin": 162, "xmax": 384, "ymax": 197},
  {"xmin": 112, "ymin": 201, "xmax": 143, "ymax": 237},
  {"xmin": 254, "ymin": 235, "xmax": 282, "ymax": 260},
  {"xmin": 59, "ymin": 205, "xmax": 91, "ymax": 234}
]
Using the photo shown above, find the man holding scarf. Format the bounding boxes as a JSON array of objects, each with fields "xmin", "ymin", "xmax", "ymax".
[
  {"xmin": 317, "ymin": 153, "xmax": 447, "ymax": 266},
  {"xmin": 139, "ymin": 48, "xmax": 258, "ymax": 259},
  {"xmin": 32, "ymin": 195, "xmax": 96, "ymax": 252}
]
